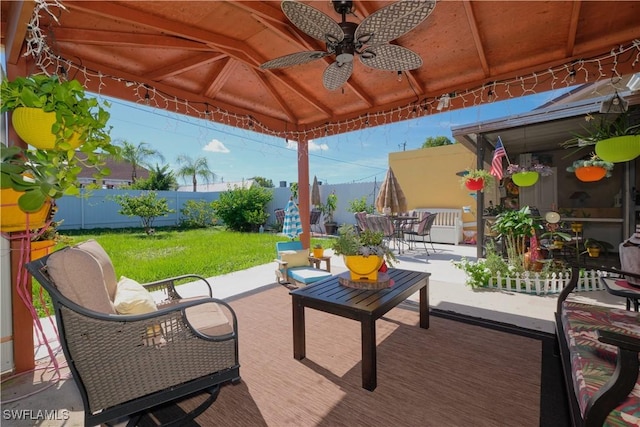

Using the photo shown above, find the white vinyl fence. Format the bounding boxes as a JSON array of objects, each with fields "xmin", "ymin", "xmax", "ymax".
[{"xmin": 487, "ymin": 269, "xmax": 610, "ymax": 295}]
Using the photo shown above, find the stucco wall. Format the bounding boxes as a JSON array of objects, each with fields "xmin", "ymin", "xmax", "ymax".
[{"xmin": 389, "ymin": 144, "xmax": 500, "ymax": 228}]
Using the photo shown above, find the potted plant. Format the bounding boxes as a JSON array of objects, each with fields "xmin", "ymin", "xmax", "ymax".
[
  {"xmin": 0, "ymin": 75, "xmax": 118, "ymax": 214},
  {"xmin": 459, "ymin": 168, "xmax": 495, "ymax": 192},
  {"xmin": 322, "ymin": 192, "xmax": 338, "ymax": 235},
  {"xmin": 506, "ymin": 163, "xmax": 553, "ymax": 187},
  {"xmin": 312, "ymin": 243, "xmax": 324, "ymax": 258},
  {"xmin": 562, "ymin": 110, "xmax": 640, "ymax": 162},
  {"xmin": 332, "ymin": 224, "xmax": 396, "ymax": 281},
  {"xmin": 566, "ymin": 153, "xmax": 614, "ymax": 182},
  {"xmin": 492, "ymin": 206, "xmax": 543, "ymax": 270},
  {"xmin": 30, "ymin": 219, "xmax": 72, "ymax": 260},
  {"xmin": 582, "ymin": 238, "xmax": 614, "ymax": 258}
]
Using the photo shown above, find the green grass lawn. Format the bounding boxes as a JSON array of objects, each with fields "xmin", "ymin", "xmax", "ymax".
[{"xmin": 31, "ymin": 227, "xmax": 334, "ymax": 316}]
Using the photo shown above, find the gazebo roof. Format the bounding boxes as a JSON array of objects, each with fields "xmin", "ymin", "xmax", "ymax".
[{"xmin": 3, "ymin": 1, "xmax": 640, "ymax": 139}]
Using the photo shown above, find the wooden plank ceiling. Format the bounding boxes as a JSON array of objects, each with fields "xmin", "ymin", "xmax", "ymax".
[{"xmin": 2, "ymin": 1, "xmax": 640, "ymax": 140}]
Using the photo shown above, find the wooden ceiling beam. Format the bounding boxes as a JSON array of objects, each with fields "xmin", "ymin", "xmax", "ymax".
[
  {"xmin": 148, "ymin": 53, "xmax": 228, "ymax": 81},
  {"xmin": 4, "ymin": 1, "xmax": 34, "ymax": 65},
  {"xmin": 204, "ymin": 59, "xmax": 238, "ymax": 98},
  {"xmin": 52, "ymin": 28, "xmax": 212, "ymax": 51},
  {"xmin": 462, "ymin": 0, "xmax": 490, "ymax": 77},
  {"xmin": 252, "ymin": 69, "xmax": 297, "ymax": 123},
  {"xmin": 565, "ymin": 1, "xmax": 581, "ymax": 57}
]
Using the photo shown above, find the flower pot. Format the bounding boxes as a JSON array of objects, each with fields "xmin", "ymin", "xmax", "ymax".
[
  {"xmin": 587, "ymin": 247, "xmax": 600, "ymax": 258},
  {"xmin": 570, "ymin": 223, "xmax": 583, "ymax": 233},
  {"xmin": 0, "ymin": 188, "xmax": 52, "ymax": 232},
  {"xmin": 312, "ymin": 248, "xmax": 324, "ymax": 258},
  {"xmin": 464, "ymin": 178, "xmax": 484, "ymax": 191},
  {"xmin": 344, "ymin": 255, "xmax": 383, "ymax": 281},
  {"xmin": 574, "ymin": 166, "xmax": 607, "ymax": 182},
  {"xmin": 30, "ymin": 240, "xmax": 56, "ymax": 261},
  {"xmin": 595, "ymin": 135, "xmax": 640, "ymax": 163},
  {"xmin": 11, "ymin": 107, "xmax": 82, "ymax": 150},
  {"xmin": 511, "ymin": 171, "xmax": 539, "ymax": 187}
]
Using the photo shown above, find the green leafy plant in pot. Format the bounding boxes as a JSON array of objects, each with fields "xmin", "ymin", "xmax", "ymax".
[
  {"xmin": 322, "ymin": 192, "xmax": 338, "ymax": 235},
  {"xmin": 1, "ymin": 74, "xmax": 119, "ymax": 213},
  {"xmin": 332, "ymin": 224, "xmax": 397, "ymax": 280},
  {"xmin": 566, "ymin": 153, "xmax": 614, "ymax": 182},
  {"xmin": 459, "ymin": 168, "xmax": 495, "ymax": 192}
]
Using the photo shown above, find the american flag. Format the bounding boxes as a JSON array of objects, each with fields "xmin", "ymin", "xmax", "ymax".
[{"xmin": 490, "ymin": 137, "xmax": 506, "ymax": 180}]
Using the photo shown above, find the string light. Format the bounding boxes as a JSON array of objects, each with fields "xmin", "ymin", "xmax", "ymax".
[{"xmin": 22, "ymin": 0, "xmax": 640, "ymax": 141}]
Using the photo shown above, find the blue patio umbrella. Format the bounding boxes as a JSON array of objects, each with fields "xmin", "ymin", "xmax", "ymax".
[{"xmin": 282, "ymin": 199, "xmax": 303, "ymax": 239}]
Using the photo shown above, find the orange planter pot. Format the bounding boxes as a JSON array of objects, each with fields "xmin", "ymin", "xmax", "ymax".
[
  {"xmin": 0, "ymin": 188, "xmax": 52, "ymax": 232},
  {"xmin": 12, "ymin": 107, "xmax": 82, "ymax": 150},
  {"xmin": 30, "ymin": 240, "xmax": 56, "ymax": 261},
  {"xmin": 574, "ymin": 166, "xmax": 607, "ymax": 182},
  {"xmin": 344, "ymin": 255, "xmax": 383, "ymax": 281}
]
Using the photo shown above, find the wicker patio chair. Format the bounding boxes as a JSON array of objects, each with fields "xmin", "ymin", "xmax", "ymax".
[{"xmin": 24, "ymin": 239, "xmax": 240, "ymax": 426}]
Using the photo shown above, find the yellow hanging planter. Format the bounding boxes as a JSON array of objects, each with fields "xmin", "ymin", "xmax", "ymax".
[
  {"xmin": 344, "ymin": 255, "xmax": 383, "ymax": 281},
  {"xmin": 0, "ymin": 188, "xmax": 52, "ymax": 232},
  {"xmin": 12, "ymin": 107, "xmax": 82, "ymax": 150},
  {"xmin": 595, "ymin": 135, "xmax": 640, "ymax": 163}
]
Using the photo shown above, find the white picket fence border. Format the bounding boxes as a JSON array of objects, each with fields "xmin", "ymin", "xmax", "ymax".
[{"xmin": 487, "ymin": 269, "xmax": 609, "ymax": 295}]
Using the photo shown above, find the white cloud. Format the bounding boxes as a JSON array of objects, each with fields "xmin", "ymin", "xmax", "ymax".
[
  {"xmin": 285, "ymin": 139, "xmax": 329, "ymax": 152},
  {"xmin": 203, "ymin": 138, "xmax": 230, "ymax": 153}
]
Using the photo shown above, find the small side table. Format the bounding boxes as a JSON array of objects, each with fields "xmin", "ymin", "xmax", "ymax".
[
  {"xmin": 600, "ymin": 276, "xmax": 640, "ymax": 311},
  {"xmin": 308, "ymin": 255, "xmax": 331, "ymax": 272}
]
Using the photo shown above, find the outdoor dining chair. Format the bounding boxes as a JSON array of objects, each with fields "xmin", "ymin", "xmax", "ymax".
[
  {"xmin": 404, "ymin": 212, "xmax": 438, "ymax": 255},
  {"xmin": 354, "ymin": 212, "xmax": 369, "ymax": 234},
  {"xmin": 24, "ymin": 239, "xmax": 240, "ymax": 426},
  {"xmin": 310, "ymin": 208, "xmax": 324, "ymax": 234}
]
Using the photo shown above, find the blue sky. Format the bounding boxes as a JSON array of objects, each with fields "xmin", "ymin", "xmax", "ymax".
[{"xmin": 103, "ymin": 88, "xmax": 573, "ymax": 187}]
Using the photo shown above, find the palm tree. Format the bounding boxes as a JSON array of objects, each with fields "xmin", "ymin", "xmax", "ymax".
[
  {"xmin": 175, "ymin": 155, "xmax": 216, "ymax": 192},
  {"xmin": 116, "ymin": 140, "xmax": 165, "ymax": 182}
]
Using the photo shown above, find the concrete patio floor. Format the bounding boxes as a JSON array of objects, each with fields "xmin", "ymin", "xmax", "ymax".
[{"xmin": 0, "ymin": 242, "xmax": 626, "ymax": 426}]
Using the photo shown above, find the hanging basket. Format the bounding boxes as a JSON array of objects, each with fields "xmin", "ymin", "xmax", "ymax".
[
  {"xmin": 511, "ymin": 171, "xmax": 539, "ymax": 187},
  {"xmin": 0, "ymin": 188, "xmax": 52, "ymax": 233},
  {"xmin": 464, "ymin": 178, "xmax": 484, "ymax": 191},
  {"xmin": 12, "ymin": 107, "xmax": 82, "ymax": 150},
  {"xmin": 30, "ymin": 240, "xmax": 56, "ymax": 261},
  {"xmin": 595, "ymin": 135, "xmax": 640, "ymax": 163},
  {"xmin": 343, "ymin": 255, "xmax": 383, "ymax": 281},
  {"xmin": 574, "ymin": 166, "xmax": 607, "ymax": 182}
]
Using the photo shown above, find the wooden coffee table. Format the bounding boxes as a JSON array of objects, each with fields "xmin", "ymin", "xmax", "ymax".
[{"xmin": 290, "ymin": 268, "xmax": 430, "ymax": 391}]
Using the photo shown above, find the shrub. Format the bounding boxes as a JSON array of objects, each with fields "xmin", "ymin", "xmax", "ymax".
[
  {"xmin": 112, "ymin": 191, "xmax": 174, "ymax": 234},
  {"xmin": 212, "ymin": 185, "xmax": 272, "ymax": 232},
  {"xmin": 347, "ymin": 196, "xmax": 374, "ymax": 214},
  {"xmin": 180, "ymin": 199, "xmax": 217, "ymax": 228}
]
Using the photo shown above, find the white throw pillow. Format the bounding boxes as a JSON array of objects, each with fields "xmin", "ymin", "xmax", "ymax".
[
  {"xmin": 114, "ymin": 276, "xmax": 158, "ymax": 315},
  {"xmin": 279, "ymin": 249, "xmax": 310, "ymax": 268}
]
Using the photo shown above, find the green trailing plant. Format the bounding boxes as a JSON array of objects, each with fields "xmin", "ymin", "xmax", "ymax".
[
  {"xmin": 565, "ymin": 153, "xmax": 614, "ymax": 177},
  {"xmin": 332, "ymin": 224, "xmax": 396, "ymax": 266},
  {"xmin": 459, "ymin": 168, "xmax": 495, "ymax": 191},
  {"xmin": 0, "ymin": 75, "xmax": 118, "ymax": 212}
]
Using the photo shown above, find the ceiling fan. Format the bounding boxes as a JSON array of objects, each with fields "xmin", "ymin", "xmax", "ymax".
[{"xmin": 260, "ymin": 0, "xmax": 436, "ymax": 90}]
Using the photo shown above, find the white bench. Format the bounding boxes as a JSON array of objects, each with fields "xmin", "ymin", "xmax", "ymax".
[{"xmin": 406, "ymin": 208, "xmax": 464, "ymax": 245}]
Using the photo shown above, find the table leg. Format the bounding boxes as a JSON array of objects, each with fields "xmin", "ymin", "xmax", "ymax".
[
  {"xmin": 292, "ymin": 297, "xmax": 306, "ymax": 360},
  {"xmin": 419, "ymin": 281, "xmax": 429, "ymax": 329},
  {"xmin": 361, "ymin": 316, "xmax": 377, "ymax": 391}
]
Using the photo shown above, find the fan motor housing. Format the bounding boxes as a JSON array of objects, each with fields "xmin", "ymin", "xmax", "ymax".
[{"xmin": 335, "ymin": 21, "xmax": 357, "ymax": 63}]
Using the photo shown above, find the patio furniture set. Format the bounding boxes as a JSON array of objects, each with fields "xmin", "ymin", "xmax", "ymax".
[{"xmin": 556, "ymin": 265, "xmax": 640, "ymax": 426}]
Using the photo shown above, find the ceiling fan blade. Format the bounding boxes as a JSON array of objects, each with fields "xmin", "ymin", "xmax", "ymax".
[
  {"xmin": 355, "ymin": 0, "xmax": 436, "ymax": 46},
  {"xmin": 323, "ymin": 61, "xmax": 353, "ymax": 91},
  {"xmin": 260, "ymin": 51, "xmax": 328, "ymax": 69},
  {"xmin": 359, "ymin": 45, "xmax": 423, "ymax": 70},
  {"xmin": 281, "ymin": 0, "xmax": 344, "ymax": 43}
]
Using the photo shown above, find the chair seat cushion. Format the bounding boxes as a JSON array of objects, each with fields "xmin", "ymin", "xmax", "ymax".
[
  {"xmin": 288, "ymin": 267, "xmax": 332, "ymax": 285},
  {"xmin": 183, "ymin": 299, "xmax": 233, "ymax": 336},
  {"xmin": 113, "ymin": 277, "xmax": 158, "ymax": 315}
]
